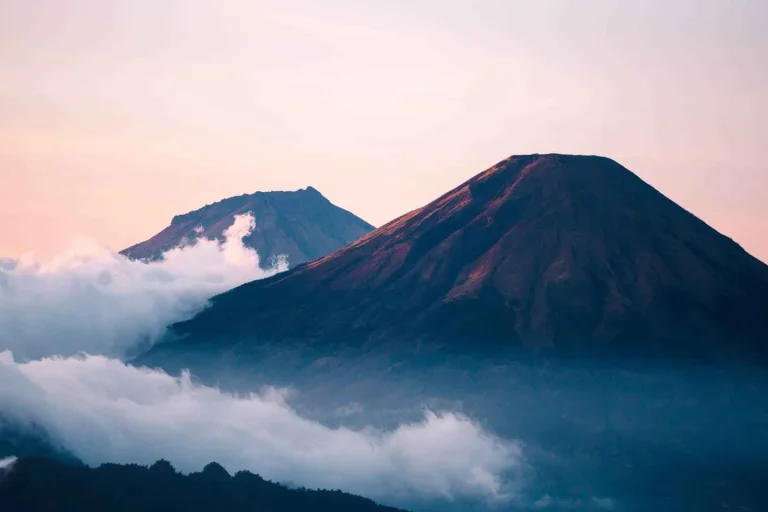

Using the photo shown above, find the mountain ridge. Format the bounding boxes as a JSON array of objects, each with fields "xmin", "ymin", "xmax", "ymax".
[
  {"xmin": 122, "ymin": 187, "xmax": 374, "ymax": 267},
  {"xmin": 0, "ymin": 457, "xmax": 408, "ymax": 512},
  {"xmin": 159, "ymin": 154, "xmax": 768, "ymax": 362}
]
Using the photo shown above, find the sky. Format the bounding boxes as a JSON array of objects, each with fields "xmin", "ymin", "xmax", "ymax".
[{"xmin": 0, "ymin": 0, "xmax": 766, "ymax": 261}]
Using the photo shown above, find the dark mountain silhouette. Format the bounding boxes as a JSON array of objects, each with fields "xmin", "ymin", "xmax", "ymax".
[
  {"xmin": 0, "ymin": 457, "xmax": 407, "ymax": 512},
  {"xmin": 156, "ymin": 154, "xmax": 768, "ymax": 361},
  {"xmin": 121, "ymin": 187, "xmax": 374, "ymax": 267}
]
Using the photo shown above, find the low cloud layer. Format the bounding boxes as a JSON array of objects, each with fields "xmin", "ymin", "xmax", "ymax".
[
  {"xmin": 0, "ymin": 351, "xmax": 523, "ymax": 502},
  {"xmin": 0, "ymin": 217, "xmax": 528, "ymax": 506},
  {"xmin": 0, "ymin": 214, "xmax": 286, "ymax": 360}
]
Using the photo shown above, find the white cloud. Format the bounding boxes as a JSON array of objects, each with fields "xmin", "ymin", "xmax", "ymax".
[
  {"xmin": 0, "ymin": 213, "xmax": 529, "ymax": 506},
  {"xmin": 0, "ymin": 351, "xmax": 523, "ymax": 502},
  {"xmin": 0, "ymin": 214, "xmax": 287, "ymax": 360}
]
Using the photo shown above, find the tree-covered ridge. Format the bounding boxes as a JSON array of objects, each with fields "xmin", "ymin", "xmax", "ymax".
[{"xmin": 0, "ymin": 457, "xmax": 408, "ymax": 512}]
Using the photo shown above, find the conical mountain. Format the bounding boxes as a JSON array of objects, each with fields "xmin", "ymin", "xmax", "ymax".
[{"xmin": 166, "ymin": 154, "xmax": 768, "ymax": 361}]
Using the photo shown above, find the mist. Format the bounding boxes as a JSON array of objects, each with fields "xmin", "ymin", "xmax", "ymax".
[
  {"xmin": 0, "ymin": 217, "xmax": 530, "ymax": 507},
  {"xmin": 2, "ymin": 218, "xmax": 767, "ymax": 511},
  {"xmin": 0, "ymin": 350, "xmax": 522, "ymax": 503},
  {"xmin": 141, "ymin": 342, "xmax": 768, "ymax": 511},
  {"xmin": 0, "ymin": 214, "xmax": 286, "ymax": 360}
]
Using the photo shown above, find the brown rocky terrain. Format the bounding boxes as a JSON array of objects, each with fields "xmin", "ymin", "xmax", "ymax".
[
  {"xmin": 165, "ymin": 154, "xmax": 768, "ymax": 361},
  {"xmin": 121, "ymin": 187, "xmax": 374, "ymax": 267}
]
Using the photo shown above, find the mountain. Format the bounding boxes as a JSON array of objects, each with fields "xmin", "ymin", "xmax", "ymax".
[
  {"xmin": 121, "ymin": 187, "xmax": 374, "ymax": 267},
  {"xmin": 157, "ymin": 154, "xmax": 768, "ymax": 361},
  {"xmin": 0, "ymin": 419, "xmax": 79, "ymax": 466},
  {"xmin": 0, "ymin": 457, "xmax": 407, "ymax": 512}
]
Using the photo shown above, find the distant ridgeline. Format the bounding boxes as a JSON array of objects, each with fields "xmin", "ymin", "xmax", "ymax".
[
  {"xmin": 151, "ymin": 154, "xmax": 768, "ymax": 363},
  {"xmin": 0, "ymin": 457, "xmax": 407, "ymax": 512},
  {"xmin": 121, "ymin": 187, "xmax": 374, "ymax": 268}
]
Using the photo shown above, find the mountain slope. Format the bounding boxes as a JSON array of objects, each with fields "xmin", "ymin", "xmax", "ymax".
[
  {"xmin": 122, "ymin": 187, "xmax": 374, "ymax": 267},
  {"xmin": 162, "ymin": 154, "xmax": 768, "ymax": 361}
]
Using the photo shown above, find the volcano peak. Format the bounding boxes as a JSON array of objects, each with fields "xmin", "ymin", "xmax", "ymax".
[{"xmin": 166, "ymin": 154, "xmax": 768, "ymax": 362}]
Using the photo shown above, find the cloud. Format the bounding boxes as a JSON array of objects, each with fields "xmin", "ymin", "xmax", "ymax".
[
  {"xmin": 0, "ymin": 456, "xmax": 16, "ymax": 470},
  {"xmin": 0, "ymin": 351, "xmax": 523, "ymax": 503},
  {"xmin": 0, "ymin": 213, "xmax": 529, "ymax": 506},
  {"xmin": 0, "ymin": 214, "xmax": 287, "ymax": 360}
]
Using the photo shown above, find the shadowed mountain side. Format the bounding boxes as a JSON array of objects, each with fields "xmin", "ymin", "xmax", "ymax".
[
  {"xmin": 0, "ymin": 419, "xmax": 80, "ymax": 466},
  {"xmin": 0, "ymin": 457, "xmax": 408, "ymax": 512},
  {"xmin": 122, "ymin": 187, "xmax": 374, "ymax": 267},
  {"xmin": 161, "ymin": 154, "xmax": 768, "ymax": 361}
]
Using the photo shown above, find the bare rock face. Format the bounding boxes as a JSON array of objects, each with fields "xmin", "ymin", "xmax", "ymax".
[
  {"xmin": 121, "ymin": 187, "xmax": 374, "ymax": 268},
  {"xmin": 169, "ymin": 155, "xmax": 768, "ymax": 361}
]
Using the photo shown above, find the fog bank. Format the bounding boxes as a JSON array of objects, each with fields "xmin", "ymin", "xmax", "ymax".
[
  {"xmin": 0, "ymin": 214, "xmax": 286, "ymax": 360},
  {"xmin": 0, "ymin": 350, "xmax": 523, "ymax": 503}
]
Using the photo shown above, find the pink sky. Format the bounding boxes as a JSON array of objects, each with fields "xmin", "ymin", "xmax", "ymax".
[{"xmin": 1, "ymin": 0, "xmax": 766, "ymax": 261}]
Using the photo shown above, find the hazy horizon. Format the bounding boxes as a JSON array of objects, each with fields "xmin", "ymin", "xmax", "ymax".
[{"xmin": 1, "ymin": 0, "xmax": 766, "ymax": 261}]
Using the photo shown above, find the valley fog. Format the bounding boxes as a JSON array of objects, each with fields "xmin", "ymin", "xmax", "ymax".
[
  {"xmin": 1, "ymin": 215, "xmax": 767, "ymax": 511},
  {"xmin": 139, "ymin": 344, "xmax": 768, "ymax": 511},
  {"xmin": 0, "ymin": 222, "xmax": 519, "ymax": 508}
]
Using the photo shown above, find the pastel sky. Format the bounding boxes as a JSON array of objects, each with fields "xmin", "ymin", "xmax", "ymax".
[{"xmin": 1, "ymin": 0, "xmax": 766, "ymax": 261}]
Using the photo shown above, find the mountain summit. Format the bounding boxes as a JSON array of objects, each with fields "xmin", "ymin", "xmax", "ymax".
[
  {"xmin": 122, "ymin": 187, "xmax": 374, "ymax": 267},
  {"xmin": 165, "ymin": 154, "xmax": 768, "ymax": 361}
]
